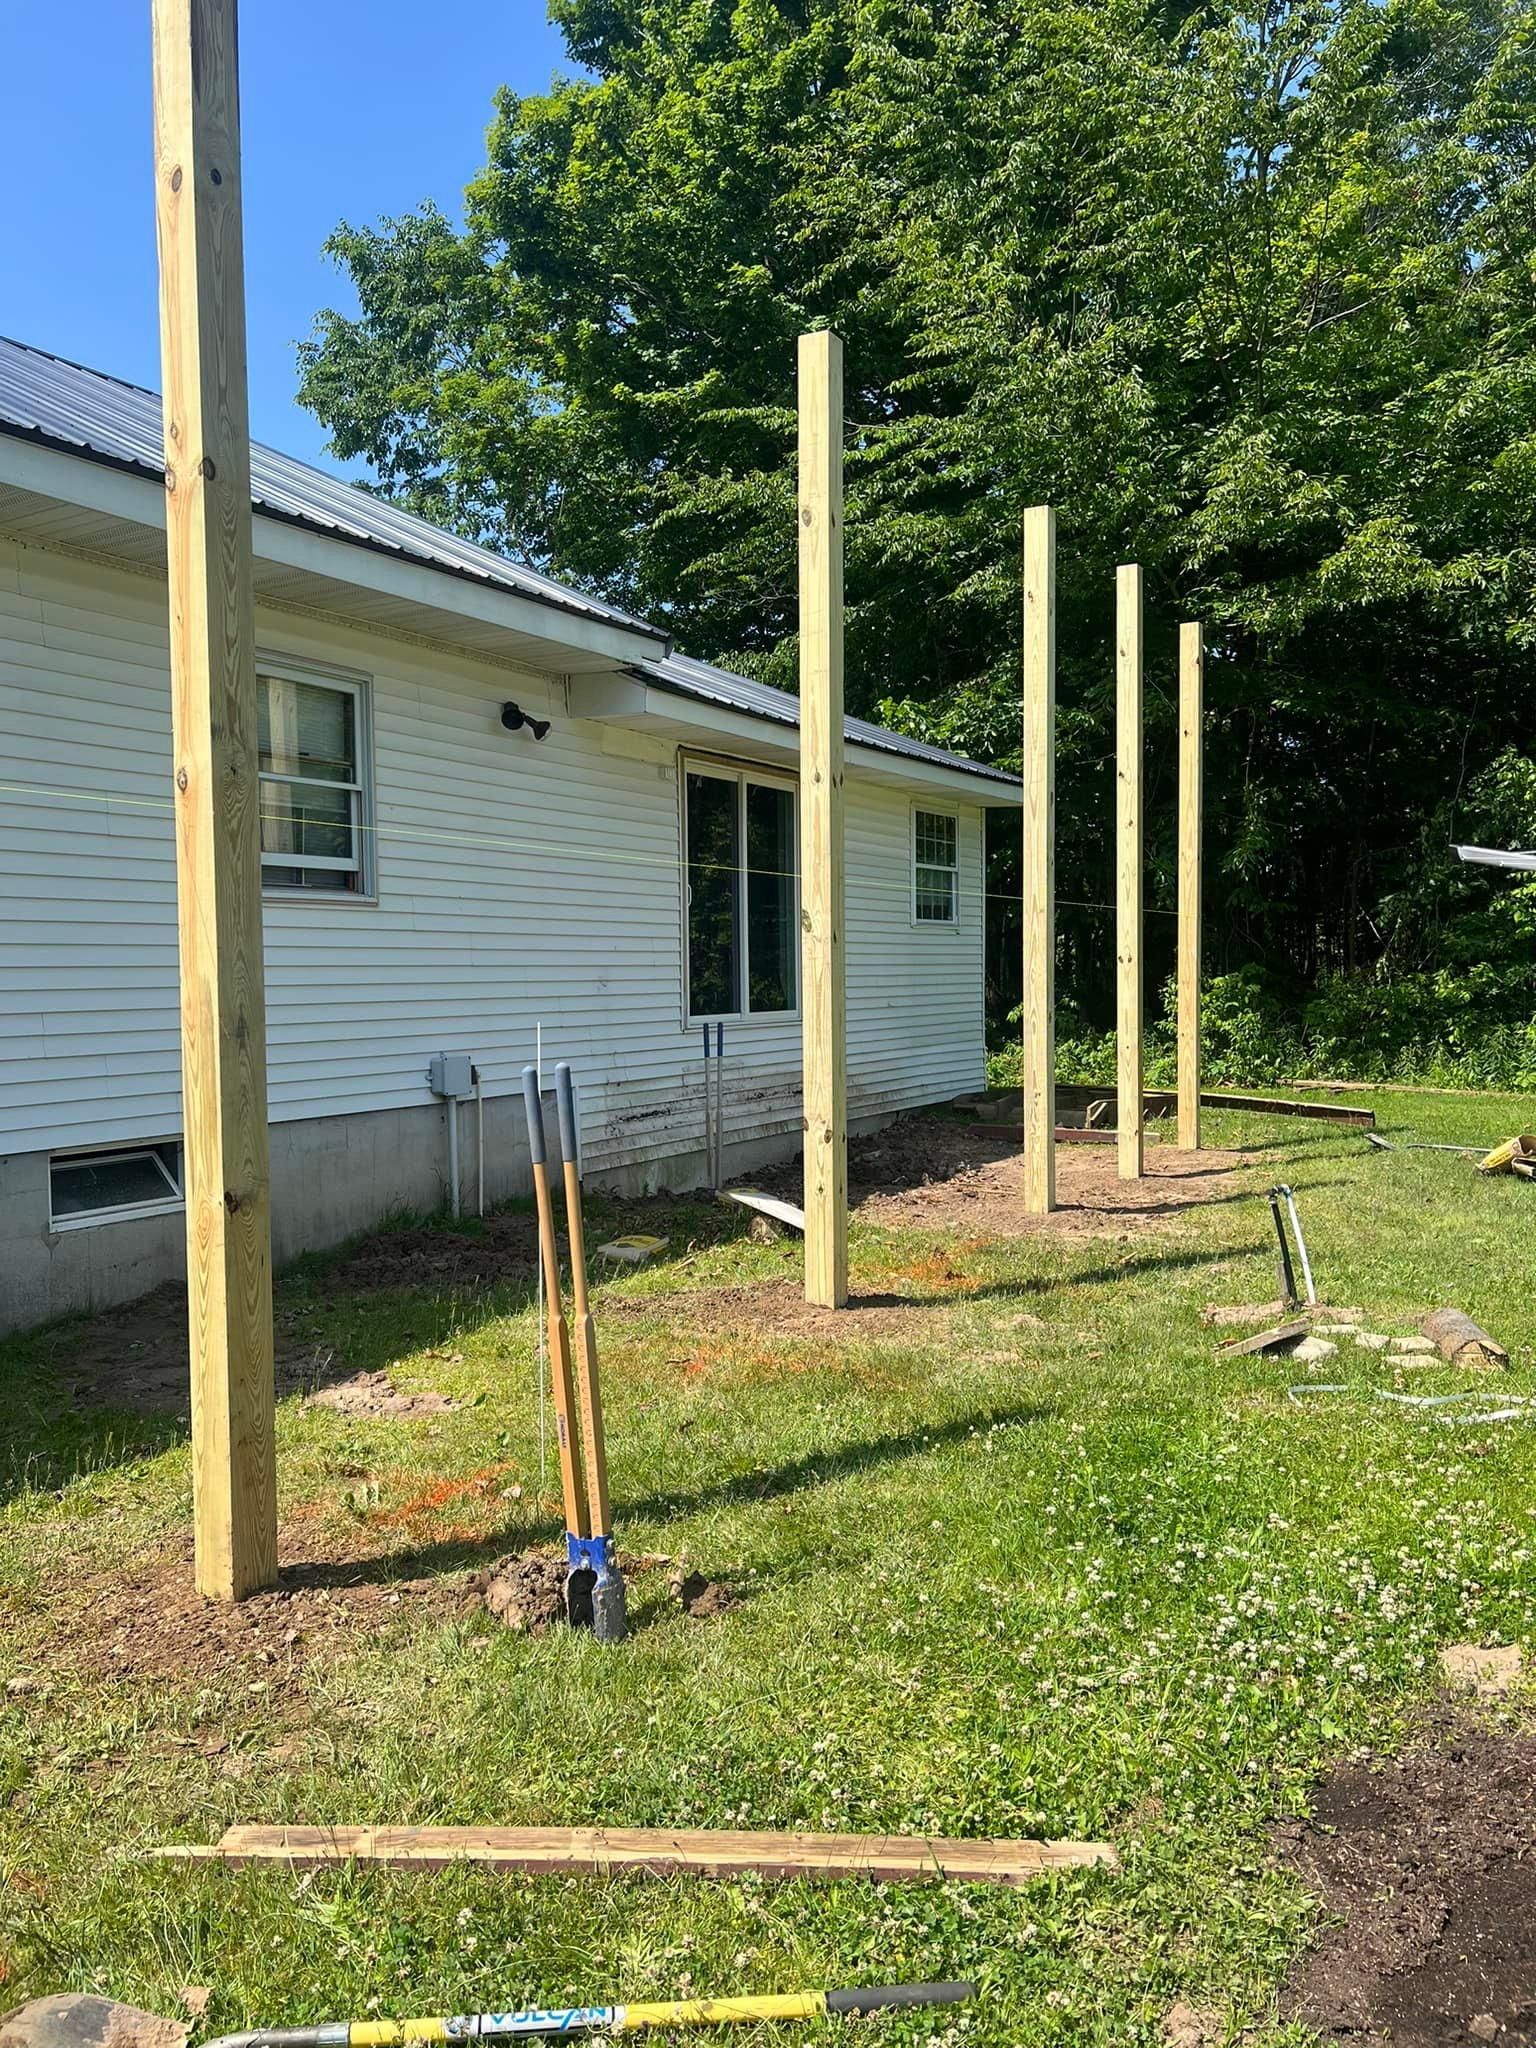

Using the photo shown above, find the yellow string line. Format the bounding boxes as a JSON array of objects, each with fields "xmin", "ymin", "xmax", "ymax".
[{"xmin": 0, "ymin": 776, "xmax": 1178, "ymax": 917}]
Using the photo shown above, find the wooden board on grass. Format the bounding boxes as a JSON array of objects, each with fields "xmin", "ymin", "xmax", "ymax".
[{"xmin": 157, "ymin": 1823, "xmax": 1119, "ymax": 1886}]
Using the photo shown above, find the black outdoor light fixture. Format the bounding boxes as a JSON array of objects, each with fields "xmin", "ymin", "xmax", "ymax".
[{"xmin": 501, "ymin": 700, "xmax": 551, "ymax": 740}]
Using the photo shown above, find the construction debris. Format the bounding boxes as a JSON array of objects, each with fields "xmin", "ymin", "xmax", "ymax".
[
  {"xmin": 720, "ymin": 1189, "xmax": 805, "ymax": 1235},
  {"xmin": 153, "ymin": 1823, "xmax": 1120, "ymax": 1885},
  {"xmin": 1422, "ymin": 1308, "xmax": 1509, "ymax": 1371},
  {"xmin": 1478, "ymin": 1135, "xmax": 1536, "ymax": 1177},
  {"xmin": 596, "ymin": 1234, "xmax": 669, "ymax": 1266},
  {"xmin": 1290, "ymin": 1336, "xmax": 1338, "ymax": 1365},
  {"xmin": 1217, "ymin": 1319, "xmax": 1309, "ymax": 1359}
]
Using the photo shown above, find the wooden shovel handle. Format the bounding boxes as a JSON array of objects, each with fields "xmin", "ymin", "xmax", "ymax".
[
  {"xmin": 555, "ymin": 1063, "xmax": 611, "ymax": 1534},
  {"xmin": 522, "ymin": 1066, "xmax": 588, "ymax": 1540}
]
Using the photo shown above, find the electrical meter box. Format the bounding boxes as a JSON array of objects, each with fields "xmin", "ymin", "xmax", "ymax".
[{"xmin": 428, "ymin": 1052, "xmax": 474, "ymax": 1099}]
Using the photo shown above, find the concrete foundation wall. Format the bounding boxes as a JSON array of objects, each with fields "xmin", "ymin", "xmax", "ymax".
[{"xmin": 0, "ymin": 1092, "xmax": 909, "ymax": 1335}]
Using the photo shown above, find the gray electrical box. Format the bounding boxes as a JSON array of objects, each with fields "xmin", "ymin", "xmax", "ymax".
[{"xmin": 428, "ymin": 1051, "xmax": 474, "ymax": 1099}]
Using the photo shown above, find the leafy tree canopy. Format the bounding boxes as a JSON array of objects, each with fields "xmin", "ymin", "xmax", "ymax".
[{"xmin": 299, "ymin": 0, "xmax": 1536, "ymax": 1028}]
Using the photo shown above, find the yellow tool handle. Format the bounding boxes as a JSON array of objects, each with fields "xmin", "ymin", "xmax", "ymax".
[{"xmin": 620, "ymin": 1994, "xmax": 825, "ymax": 2030}]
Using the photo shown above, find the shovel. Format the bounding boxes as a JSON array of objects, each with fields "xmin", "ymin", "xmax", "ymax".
[
  {"xmin": 522, "ymin": 1065, "xmax": 595, "ymax": 1629},
  {"xmin": 554, "ymin": 1061, "xmax": 628, "ymax": 1644}
]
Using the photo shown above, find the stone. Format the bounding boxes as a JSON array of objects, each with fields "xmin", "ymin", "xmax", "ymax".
[
  {"xmin": 1291, "ymin": 1337, "xmax": 1338, "ymax": 1364},
  {"xmin": 0, "ymin": 1999, "xmax": 187, "ymax": 2048},
  {"xmin": 1440, "ymin": 1643, "xmax": 1524, "ymax": 1698}
]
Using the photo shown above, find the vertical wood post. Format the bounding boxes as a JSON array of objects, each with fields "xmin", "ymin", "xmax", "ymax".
[
  {"xmin": 798, "ymin": 330, "xmax": 848, "ymax": 1307},
  {"xmin": 1177, "ymin": 620, "xmax": 1205, "ymax": 1152},
  {"xmin": 153, "ymin": 0, "xmax": 278, "ymax": 1598},
  {"xmin": 1021, "ymin": 507, "xmax": 1056, "ymax": 1215},
  {"xmin": 1116, "ymin": 564, "xmax": 1143, "ymax": 1180}
]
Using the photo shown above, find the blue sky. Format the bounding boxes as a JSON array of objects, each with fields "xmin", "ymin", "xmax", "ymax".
[{"xmin": 0, "ymin": 2, "xmax": 573, "ymax": 476}]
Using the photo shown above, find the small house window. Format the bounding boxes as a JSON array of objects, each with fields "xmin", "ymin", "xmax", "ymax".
[
  {"xmin": 914, "ymin": 808, "xmax": 959, "ymax": 924},
  {"xmin": 684, "ymin": 763, "xmax": 797, "ymax": 1019},
  {"xmin": 258, "ymin": 667, "xmax": 372, "ymax": 894},
  {"xmin": 50, "ymin": 1142, "xmax": 182, "ymax": 1229}
]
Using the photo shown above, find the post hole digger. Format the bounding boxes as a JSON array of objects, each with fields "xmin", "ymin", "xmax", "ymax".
[{"xmin": 521, "ymin": 1062, "xmax": 627, "ymax": 1643}]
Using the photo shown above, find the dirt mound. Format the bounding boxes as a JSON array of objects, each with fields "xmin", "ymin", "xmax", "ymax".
[
  {"xmin": 479, "ymin": 1552, "xmax": 571, "ymax": 1633},
  {"xmin": 306, "ymin": 1371, "xmax": 457, "ymax": 1419},
  {"xmin": 751, "ymin": 1118, "xmax": 1247, "ymax": 1238},
  {"xmin": 674, "ymin": 1570, "xmax": 739, "ymax": 1618},
  {"xmin": 1280, "ymin": 1711, "xmax": 1536, "ymax": 2048}
]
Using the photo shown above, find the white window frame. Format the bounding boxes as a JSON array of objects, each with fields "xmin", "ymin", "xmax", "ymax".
[
  {"xmin": 48, "ymin": 1140, "xmax": 184, "ymax": 1232},
  {"xmin": 912, "ymin": 803, "xmax": 961, "ymax": 927},
  {"xmin": 257, "ymin": 656, "xmax": 376, "ymax": 901},
  {"xmin": 680, "ymin": 754, "xmax": 801, "ymax": 1025}
]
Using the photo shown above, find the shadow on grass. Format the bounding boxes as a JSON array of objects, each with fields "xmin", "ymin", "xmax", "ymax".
[{"xmin": 266, "ymin": 1401, "xmax": 1054, "ymax": 1593}]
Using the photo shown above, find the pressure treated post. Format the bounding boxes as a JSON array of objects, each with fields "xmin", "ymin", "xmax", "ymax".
[
  {"xmin": 153, "ymin": 0, "xmax": 278, "ymax": 1598},
  {"xmin": 1116, "ymin": 564, "xmax": 1143, "ymax": 1180},
  {"xmin": 1021, "ymin": 507, "xmax": 1055, "ymax": 1215},
  {"xmin": 798, "ymin": 330, "xmax": 848, "ymax": 1307},
  {"xmin": 1177, "ymin": 621, "xmax": 1205, "ymax": 1151}
]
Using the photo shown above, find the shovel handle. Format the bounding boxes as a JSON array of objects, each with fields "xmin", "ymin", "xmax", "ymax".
[
  {"xmin": 555, "ymin": 1063, "xmax": 612, "ymax": 1536},
  {"xmin": 521, "ymin": 1065, "xmax": 588, "ymax": 1542}
]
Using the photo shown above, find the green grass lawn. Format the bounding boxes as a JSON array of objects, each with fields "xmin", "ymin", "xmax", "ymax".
[{"xmin": 2, "ymin": 1090, "xmax": 1533, "ymax": 2045}]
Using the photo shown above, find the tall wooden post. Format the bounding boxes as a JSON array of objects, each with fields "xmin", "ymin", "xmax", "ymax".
[
  {"xmin": 1021, "ymin": 507, "xmax": 1056, "ymax": 1215},
  {"xmin": 798, "ymin": 330, "xmax": 848, "ymax": 1307},
  {"xmin": 153, "ymin": 0, "xmax": 278, "ymax": 1598},
  {"xmin": 1116, "ymin": 564, "xmax": 1143, "ymax": 1180},
  {"xmin": 1177, "ymin": 621, "xmax": 1205, "ymax": 1152}
]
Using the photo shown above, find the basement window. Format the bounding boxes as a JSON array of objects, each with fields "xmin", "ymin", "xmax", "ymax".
[
  {"xmin": 684, "ymin": 761, "xmax": 798, "ymax": 1020},
  {"xmin": 49, "ymin": 1142, "xmax": 183, "ymax": 1230},
  {"xmin": 914, "ymin": 807, "xmax": 959, "ymax": 924},
  {"xmin": 258, "ymin": 666, "xmax": 373, "ymax": 894}
]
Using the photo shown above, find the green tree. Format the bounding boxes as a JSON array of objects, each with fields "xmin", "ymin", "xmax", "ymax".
[{"xmin": 299, "ymin": 0, "xmax": 1536, "ymax": 1034}]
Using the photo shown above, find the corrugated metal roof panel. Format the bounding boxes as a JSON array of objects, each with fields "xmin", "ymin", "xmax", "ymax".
[
  {"xmin": 642, "ymin": 650, "xmax": 1020, "ymax": 788},
  {"xmin": 0, "ymin": 333, "xmax": 663, "ymax": 642}
]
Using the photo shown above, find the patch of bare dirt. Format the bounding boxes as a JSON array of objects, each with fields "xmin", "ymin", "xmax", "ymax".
[
  {"xmin": 305, "ymin": 1371, "xmax": 458, "ymax": 1419},
  {"xmin": 673, "ymin": 1569, "xmax": 739, "ymax": 1618},
  {"xmin": 751, "ymin": 1118, "xmax": 1248, "ymax": 1238},
  {"xmin": 13, "ymin": 1521, "xmax": 478, "ymax": 1696},
  {"xmin": 1279, "ymin": 1709, "xmax": 1536, "ymax": 2048},
  {"xmin": 609, "ymin": 1278, "xmax": 948, "ymax": 1345},
  {"xmin": 318, "ymin": 1209, "xmax": 543, "ymax": 1294},
  {"xmin": 32, "ymin": 1287, "xmax": 349, "ymax": 1419}
]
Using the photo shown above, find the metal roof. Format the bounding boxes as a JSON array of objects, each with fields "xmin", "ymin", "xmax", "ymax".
[
  {"xmin": 641, "ymin": 650, "xmax": 1020, "ymax": 789},
  {"xmin": 0, "ymin": 333, "xmax": 664, "ymax": 644},
  {"xmin": 0, "ymin": 333, "xmax": 1017, "ymax": 793},
  {"xmin": 1454, "ymin": 844, "xmax": 1536, "ymax": 872}
]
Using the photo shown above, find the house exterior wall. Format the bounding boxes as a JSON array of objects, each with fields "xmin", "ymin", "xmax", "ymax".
[{"xmin": 0, "ymin": 537, "xmax": 987, "ymax": 1331}]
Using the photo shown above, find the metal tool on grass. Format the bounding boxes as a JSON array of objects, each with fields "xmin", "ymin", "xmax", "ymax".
[
  {"xmin": 1265, "ymin": 1183, "xmax": 1316, "ymax": 1310},
  {"xmin": 521, "ymin": 1063, "xmax": 594, "ymax": 1630},
  {"xmin": 701, "ymin": 1021, "xmax": 725, "ymax": 1188},
  {"xmin": 554, "ymin": 1060, "xmax": 627, "ymax": 1643},
  {"xmin": 200, "ymin": 1980, "xmax": 976, "ymax": 2044}
]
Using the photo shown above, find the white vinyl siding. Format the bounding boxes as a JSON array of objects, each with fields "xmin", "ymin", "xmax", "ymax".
[{"xmin": 0, "ymin": 539, "xmax": 986, "ymax": 1176}]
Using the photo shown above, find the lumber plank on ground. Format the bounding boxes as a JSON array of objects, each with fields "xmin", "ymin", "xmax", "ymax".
[
  {"xmin": 157, "ymin": 1824, "xmax": 1118, "ymax": 1886},
  {"xmin": 1196, "ymin": 1091, "xmax": 1375, "ymax": 1127},
  {"xmin": 720, "ymin": 1189, "xmax": 806, "ymax": 1233}
]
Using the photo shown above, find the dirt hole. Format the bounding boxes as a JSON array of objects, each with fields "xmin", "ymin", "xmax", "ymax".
[{"xmin": 1279, "ymin": 1709, "xmax": 1536, "ymax": 2048}]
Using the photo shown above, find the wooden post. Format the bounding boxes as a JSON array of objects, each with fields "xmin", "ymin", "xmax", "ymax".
[
  {"xmin": 1021, "ymin": 507, "xmax": 1055, "ymax": 1214},
  {"xmin": 153, "ymin": 0, "xmax": 278, "ymax": 1598},
  {"xmin": 1116, "ymin": 564, "xmax": 1143, "ymax": 1180},
  {"xmin": 798, "ymin": 330, "xmax": 848, "ymax": 1307},
  {"xmin": 1177, "ymin": 621, "xmax": 1204, "ymax": 1151}
]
